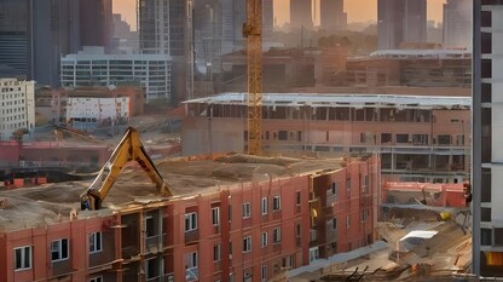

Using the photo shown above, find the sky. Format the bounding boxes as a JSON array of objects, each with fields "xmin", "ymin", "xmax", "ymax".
[{"xmin": 114, "ymin": 0, "xmax": 446, "ymax": 31}]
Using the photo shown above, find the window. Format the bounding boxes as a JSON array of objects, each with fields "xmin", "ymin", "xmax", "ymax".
[
  {"xmin": 14, "ymin": 246, "xmax": 32, "ymax": 270},
  {"xmin": 212, "ymin": 207, "xmax": 220, "ymax": 225},
  {"xmin": 89, "ymin": 232, "xmax": 102, "ymax": 253},
  {"xmin": 213, "ymin": 244, "xmax": 221, "ymax": 261},
  {"xmin": 437, "ymin": 134, "xmax": 452, "ymax": 145},
  {"xmin": 309, "ymin": 247, "xmax": 319, "ymax": 262},
  {"xmin": 381, "ymin": 133, "xmax": 392, "ymax": 143},
  {"xmin": 228, "ymin": 205, "xmax": 233, "ymax": 222},
  {"xmin": 328, "ymin": 182, "xmax": 338, "ymax": 198},
  {"xmin": 362, "ymin": 209, "xmax": 369, "ymax": 222},
  {"xmin": 145, "ymin": 258, "xmax": 160, "ymax": 280},
  {"xmin": 273, "ymin": 228, "xmax": 281, "ymax": 244},
  {"xmin": 51, "ymin": 239, "xmax": 69, "ymax": 262},
  {"xmin": 261, "ymin": 197, "xmax": 268, "ymax": 215},
  {"xmin": 261, "ymin": 232, "xmax": 268, "ymax": 247},
  {"xmin": 273, "ymin": 196, "xmax": 281, "ymax": 211},
  {"xmin": 144, "ymin": 215, "xmax": 156, "ymax": 237},
  {"xmin": 346, "ymin": 215, "xmax": 351, "ymax": 228},
  {"xmin": 89, "ymin": 277, "xmax": 103, "ymax": 282},
  {"xmin": 261, "ymin": 265, "xmax": 268, "ymax": 281},
  {"xmin": 296, "ymin": 190, "xmax": 301, "ymax": 205},
  {"xmin": 332, "ymin": 218, "xmax": 337, "ymax": 230},
  {"xmin": 243, "ymin": 236, "xmax": 252, "ymax": 252},
  {"xmin": 185, "ymin": 212, "xmax": 197, "ymax": 232},
  {"xmin": 242, "ymin": 202, "xmax": 251, "ymax": 218},
  {"xmin": 346, "ymin": 178, "xmax": 351, "ymax": 198},
  {"xmin": 186, "ymin": 252, "xmax": 198, "ymax": 280},
  {"xmin": 396, "ymin": 134, "xmax": 409, "ymax": 143}
]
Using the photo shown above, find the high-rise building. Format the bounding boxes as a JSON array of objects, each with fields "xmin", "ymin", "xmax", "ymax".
[
  {"xmin": 138, "ymin": 0, "xmax": 194, "ymax": 102},
  {"xmin": 138, "ymin": 0, "xmax": 190, "ymax": 57},
  {"xmin": 473, "ymin": 0, "xmax": 503, "ymax": 277},
  {"xmin": 403, "ymin": 0, "xmax": 426, "ymax": 43},
  {"xmin": 377, "ymin": 0, "xmax": 427, "ymax": 50},
  {"xmin": 0, "ymin": 0, "xmax": 80, "ymax": 86},
  {"xmin": 263, "ymin": 0, "xmax": 274, "ymax": 40},
  {"xmin": 0, "ymin": 0, "xmax": 114, "ymax": 86},
  {"xmin": 290, "ymin": 0, "xmax": 313, "ymax": 30},
  {"xmin": 79, "ymin": 0, "xmax": 113, "ymax": 52},
  {"xmin": 0, "ymin": 0, "xmax": 32, "ymax": 80},
  {"xmin": 32, "ymin": 0, "xmax": 81, "ymax": 86},
  {"xmin": 138, "ymin": 0, "xmax": 170, "ymax": 54},
  {"xmin": 443, "ymin": 0, "xmax": 472, "ymax": 49},
  {"xmin": 320, "ymin": 0, "xmax": 347, "ymax": 32}
]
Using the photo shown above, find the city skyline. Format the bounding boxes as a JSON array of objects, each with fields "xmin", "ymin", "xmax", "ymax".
[{"xmin": 114, "ymin": 0, "xmax": 446, "ymax": 31}]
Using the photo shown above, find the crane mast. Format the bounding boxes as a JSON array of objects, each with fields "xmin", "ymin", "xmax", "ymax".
[{"xmin": 243, "ymin": 0, "xmax": 263, "ymax": 155}]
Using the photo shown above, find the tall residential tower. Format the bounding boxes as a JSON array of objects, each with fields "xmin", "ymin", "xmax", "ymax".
[
  {"xmin": 290, "ymin": 0, "xmax": 313, "ymax": 30},
  {"xmin": 443, "ymin": 0, "xmax": 472, "ymax": 49},
  {"xmin": 0, "ymin": 0, "xmax": 81, "ymax": 86},
  {"xmin": 377, "ymin": 0, "xmax": 427, "ymax": 50},
  {"xmin": 473, "ymin": 0, "xmax": 503, "ymax": 277},
  {"xmin": 320, "ymin": 0, "xmax": 347, "ymax": 32}
]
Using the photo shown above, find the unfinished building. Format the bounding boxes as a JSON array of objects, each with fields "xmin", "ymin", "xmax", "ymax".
[
  {"xmin": 0, "ymin": 153, "xmax": 379, "ymax": 282},
  {"xmin": 182, "ymin": 93, "xmax": 470, "ymax": 183}
]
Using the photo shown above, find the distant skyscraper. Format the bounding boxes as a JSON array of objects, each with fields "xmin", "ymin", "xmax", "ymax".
[
  {"xmin": 263, "ymin": 0, "xmax": 274, "ymax": 40},
  {"xmin": 403, "ymin": 0, "xmax": 426, "ymax": 43},
  {"xmin": 473, "ymin": 0, "xmax": 503, "ymax": 277},
  {"xmin": 0, "ymin": 0, "xmax": 32, "ymax": 79},
  {"xmin": 0, "ymin": 0, "xmax": 80, "ymax": 86},
  {"xmin": 79, "ymin": 0, "xmax": 113, "ymax": 52},
  {"xmin": 138, "ymin": 0, "xmax": 170, "ymax": 54},
  {"xmin": 138, "ymin": 0, "xmax": 190, "ymax": 56},
  {"xmin": 377, "ymin": 0, "xmax": 427, "ymax": 49},
  {"xmin": 290, "ymin": 0, "xmax": 313, "ymax": 30},
  {"xmin": 320, "ymin": 0, "xmax": 347, "ymax": 32},
  {"xmin": 443, "ymin": 0, "xmax": 472, "ymax": 49}
]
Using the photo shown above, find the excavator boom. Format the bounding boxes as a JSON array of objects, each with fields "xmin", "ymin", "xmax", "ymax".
[{"xmin": 80, "ymin": 127, "xmax": 172, "ymax": 210}]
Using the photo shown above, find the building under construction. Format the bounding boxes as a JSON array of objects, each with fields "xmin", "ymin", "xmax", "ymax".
[
  {"xmin": 0, "ymin": 152, "xmax": 379, "ymax": 282},
  {"xmin": 182, "ymin": 93, "xmax": 470, "ymax": 184}
]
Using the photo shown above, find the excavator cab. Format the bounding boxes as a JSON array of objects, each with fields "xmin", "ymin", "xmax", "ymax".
[{"xmin": 80, "ymin": 127, "xmax": 173, "ymax": 210}]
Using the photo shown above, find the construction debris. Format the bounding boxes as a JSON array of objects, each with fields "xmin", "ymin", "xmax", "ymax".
[{"xmin": 287, "ymin": 206, "xmax": 472, "ymax": 281}]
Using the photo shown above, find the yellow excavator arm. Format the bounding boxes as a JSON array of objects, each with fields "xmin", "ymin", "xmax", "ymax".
[{"xmin": 80, "ymin": 127, "xmax": 172, "ymax": 210}]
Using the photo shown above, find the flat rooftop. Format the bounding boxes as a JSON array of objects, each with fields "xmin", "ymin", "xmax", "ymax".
[
  {"xmin": 184, "ymin": 93, "xmax": 470, "ymax": 110},
  {"xmin": 0, "ymin": 154, "xmax": 345, "ymax": 232}
]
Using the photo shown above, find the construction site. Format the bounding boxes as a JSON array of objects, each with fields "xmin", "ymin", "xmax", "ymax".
[
  {"xmin": 0, "ymin": 121, "xmax": 478, "ymax": 282},
  {"xmin": 0, "ymin": 1, "xmax": 489, "ymax": 282}
]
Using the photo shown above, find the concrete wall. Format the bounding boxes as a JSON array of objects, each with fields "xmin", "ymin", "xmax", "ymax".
[{"xmin": 182, "ymin": 117, "xmax": 245, "ymax": 155}]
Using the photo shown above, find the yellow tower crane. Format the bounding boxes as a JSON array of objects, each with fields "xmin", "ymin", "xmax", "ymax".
[{"xmin": 243, "ymin": 0, "xmax": 263, "ymax": 155}]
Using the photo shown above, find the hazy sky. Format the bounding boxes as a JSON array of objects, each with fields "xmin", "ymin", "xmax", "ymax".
[{"xmin": 114, "ymin": 0, "xmax": 446, "ymax": 31}]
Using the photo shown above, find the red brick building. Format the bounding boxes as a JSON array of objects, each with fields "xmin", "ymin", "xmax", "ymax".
[{"xmin": 0, "ymin": 154, "xmax": 379, "ymax": 282}]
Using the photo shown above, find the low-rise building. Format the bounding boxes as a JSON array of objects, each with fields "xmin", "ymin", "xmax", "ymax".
[
  {"xmin": 36, "ymin": 86, "xmax": 145, "ymax": 126},
  {"xmin": 0, "ymin": 78, "xmax": 35, "ymax": 141},
  {"xmin": 346, "ymin": 49, "xmax": 471, "ymax": 88},
  {"xmin": 0, "ymin": 153, "xmax": 379, "ymax": 282},
  {"xmin": 182, "ymin": 93, "xmax": 470, "ymax": 183},
  {"xmin": 61, "ymin": 46, "xmax": 172, "ymax": 103}
]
